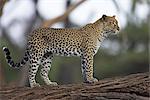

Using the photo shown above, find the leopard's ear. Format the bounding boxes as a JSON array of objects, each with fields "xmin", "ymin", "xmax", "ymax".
[
  {"xmin": 102, "ymin": 14, "xmax": 107, "ymax": 20},
  {"xmin": 112, "ymin": 15, "xmax": 116, "ymax": 18}
]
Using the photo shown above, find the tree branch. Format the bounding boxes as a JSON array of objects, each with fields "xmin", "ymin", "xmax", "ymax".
[
  {"xmin": 111, "ymin": 0, "xmax": 120, "ymax": 12},
  {"xmin": 41, "ymin": 0, "xmax": 87, "ymax": 27},
  {"xmin": 0, "ymin": 72, "xmax": 149, "ymax": 100}
]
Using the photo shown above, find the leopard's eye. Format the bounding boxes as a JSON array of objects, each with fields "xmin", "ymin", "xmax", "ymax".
[
  {"xmin": 113, "ymin": 22, "xmax": 116, "ymax": 25},
  {"xmin": 114, "ymin": 22, "xmax": 117, "ymax": 26}
]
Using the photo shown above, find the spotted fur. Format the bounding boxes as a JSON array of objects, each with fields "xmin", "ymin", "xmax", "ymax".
[{"xmin": 3, "ymin": 15, "xmax": 119, "ymax": 87}]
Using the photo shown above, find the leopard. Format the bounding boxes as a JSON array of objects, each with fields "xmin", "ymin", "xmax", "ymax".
[{"xmin": 3, "ymin": 15, "xmax": 120, "ymax": 87}]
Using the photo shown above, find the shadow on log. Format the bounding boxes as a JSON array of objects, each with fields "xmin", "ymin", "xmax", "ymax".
[{"xmin": 0, "ymin": 72, "xmax": 149, "ymax": 100}]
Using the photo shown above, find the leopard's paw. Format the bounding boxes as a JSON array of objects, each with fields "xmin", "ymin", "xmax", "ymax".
[
  {"xmin": 31, "ymin": 83, "xmax": 40, "ymax": 88},
  {"xmin": 85, "ymin": 77, "xmax": 98, "ymax": 83},
  {"xmin": 49, "ymin": 82, "xmax": 58, "ymax": 86}
]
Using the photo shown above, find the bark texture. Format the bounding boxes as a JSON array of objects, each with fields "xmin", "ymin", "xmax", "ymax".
[{"xmin": 0, "ymin": 72, "xmax": 149, "ymax": 100}]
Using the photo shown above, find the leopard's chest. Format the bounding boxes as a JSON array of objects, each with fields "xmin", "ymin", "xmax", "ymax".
[{"xmin": 94, "ymin": 40, "xmax": 102, "ymax": 54}]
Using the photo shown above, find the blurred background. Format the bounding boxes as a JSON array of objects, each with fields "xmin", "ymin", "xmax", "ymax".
[{"xmin": 0, "ymin": 0, "xmax": 149, "ymax": 87}]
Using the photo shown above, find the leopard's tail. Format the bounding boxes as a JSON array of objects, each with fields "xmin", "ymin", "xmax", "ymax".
[{"xmin": 2, "ymin": 47, "xmax": 29, "ymax": 68}]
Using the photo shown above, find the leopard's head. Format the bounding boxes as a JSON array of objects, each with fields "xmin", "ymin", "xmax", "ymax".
[{"xmin": 101, "ymin": 15, "xmax": 120, "ymax": 35}]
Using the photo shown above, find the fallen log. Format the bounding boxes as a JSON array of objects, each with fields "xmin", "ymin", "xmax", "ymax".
[{"xmin": 0, "ymin": 72, "xmax": 149, "ymax": 100}]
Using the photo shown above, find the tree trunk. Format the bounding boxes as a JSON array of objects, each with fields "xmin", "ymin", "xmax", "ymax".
[{"xmin": 0, "ymin": 72, "xmax": 149, "ymax": 100}]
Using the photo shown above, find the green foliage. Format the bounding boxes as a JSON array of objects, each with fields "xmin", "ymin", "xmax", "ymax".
[{"xmin": 0, "ymin": 37, "xmax": 22, "ymax": 83}]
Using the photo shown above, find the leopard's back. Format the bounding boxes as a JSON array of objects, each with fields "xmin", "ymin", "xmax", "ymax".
[{"xmin": 28, "ymin": 27, "xmax": 83, "ymax": 57}]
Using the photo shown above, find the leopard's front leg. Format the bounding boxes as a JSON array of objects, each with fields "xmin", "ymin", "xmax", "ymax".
[{"xmin": 81, "ymin": 48, "xmax": 98, "ymax": 83}]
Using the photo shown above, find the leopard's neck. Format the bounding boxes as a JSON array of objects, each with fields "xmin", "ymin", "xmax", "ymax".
[
  {"xmin": 81, "ymin": 20, "xmax": 109, "ymax": 42},
  {"xmin": 92, "ymin": 20, "xmax": 109, "ymax": 41}
]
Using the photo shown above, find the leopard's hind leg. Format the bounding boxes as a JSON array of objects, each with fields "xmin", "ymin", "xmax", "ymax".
[
  {"xmin": 28, "ymin": 51, "xmax": 42, "ymax": 87},
  {"xmin": 40, "ymin": 52, "xmax": 58, "ymax": 86}
]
